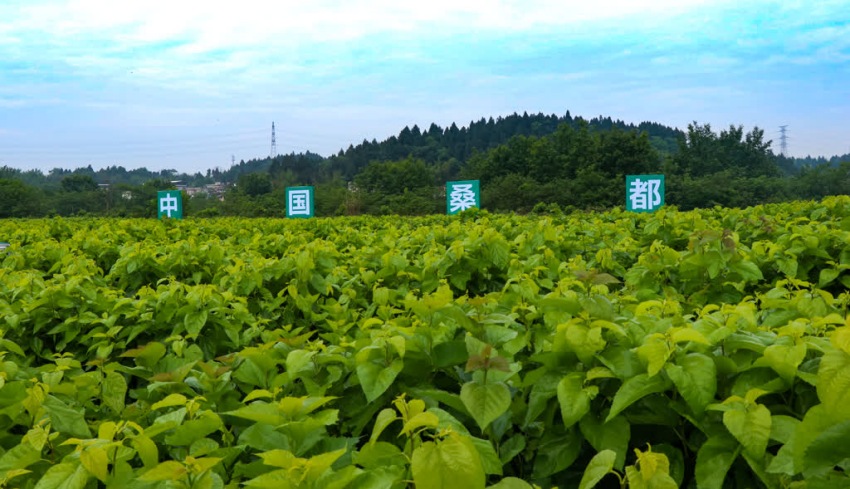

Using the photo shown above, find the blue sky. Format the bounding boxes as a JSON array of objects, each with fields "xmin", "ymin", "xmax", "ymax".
[{"xmin": 1, "ymin": 0, "xmax": 849, "ymax": 174}]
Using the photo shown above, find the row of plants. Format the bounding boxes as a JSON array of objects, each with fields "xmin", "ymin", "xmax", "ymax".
[{"xmin": 0, "ymin": 197, "xmax": 849, "ymax": 487}]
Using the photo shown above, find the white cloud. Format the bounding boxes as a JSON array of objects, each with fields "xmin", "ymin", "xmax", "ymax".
[
  {"xmin": 2, "ymin": 0, "xmax": 849, "ymax": 170},
  {"xmin": 7, "ymin": 0, "xmax": 725, "ymax": 52}
]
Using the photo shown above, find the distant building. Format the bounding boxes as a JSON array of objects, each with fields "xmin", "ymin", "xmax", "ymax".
[{"xmin": 184, "ymin": 182, "xmax": 229, "ymax": 201}]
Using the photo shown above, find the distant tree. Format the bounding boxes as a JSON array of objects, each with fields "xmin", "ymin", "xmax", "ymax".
[
  {"xmin": 355, "ymin": 157, "xmax": 435, "ymax": 195},
  {"xmin": 60, "ymin": 174, "xmax": 99, "ymax": 192},
  {"xmin": 237, "ymin": 173, "xmax": 273, "ymax": 197},
  {"xmin": 354, "ymin": 157, "xmax": 437, "ymax": 214},
  {"xmin": 673, "ymin": 123, "xmax": 779, "ymax": 178},
  {"xmin": 0, "ymin": 179, "xmax": 46, "ymax": 217}
]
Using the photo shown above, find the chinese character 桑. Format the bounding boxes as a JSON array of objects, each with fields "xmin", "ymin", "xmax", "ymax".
[{"xmin": 449, "ymin": 184, "xmax": 477, "ymax": 213}]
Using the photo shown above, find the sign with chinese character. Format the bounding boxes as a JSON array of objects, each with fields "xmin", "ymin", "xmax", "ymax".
[
  {"xmin": 447, "ymin": 180, "xmax": 480, "ymax": 215},
  {"xmin": 286, "ymin": 186, "xmax": 314, "ymax": 218},
  {"xmin": 626, "ymin": 174, "xmax": 664, "ymax": 212},
  {"xmin": 157, "ymin": 190, "xmax": 183, "ymax": 219}
]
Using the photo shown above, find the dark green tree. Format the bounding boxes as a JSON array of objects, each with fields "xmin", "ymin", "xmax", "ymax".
[
  {"xmin": 0, "ymin": 179, "xmax": 46, "ymax": 217},
  {"xmin": 237, "ymin": 173, "xmax": 273, "ymax": 197},
  {"xmin": 60, "ymin": 174, "xmax": 99, "ymax": 193}
]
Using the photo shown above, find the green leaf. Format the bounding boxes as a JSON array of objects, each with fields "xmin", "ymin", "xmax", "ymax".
[
  {"xmin": 817, "ymin": 349, "xmax": 850, "ymax": 418},
  {"xmin": 226, "ymin": 402, "xmax": 281, "ymax": 425},
  {"xmin": 770, "ymin": 415, "xmax": 800, "ymax": 445},
  {"xmin": 471, "ymin": 437, "xmax": 503, "ymax": 476},
  {"xmin": 652, "ymin": 444, "xmax": 685, "ymax": 487},
  {"xmin": 578, "ymin": 450, "xmax": 616, "ymax": 489},
  {"xmin": 0, "ymin": 338, "xmax": 25, "ymax": 357},
  {"xmin": 151, "ymin": 393, "xmax": 188, "ymax": 411},
  {"xmin": 33, "ymin": 463, "xmax": 89, "ymax": 489},
  {"xmin": 433, "ymin": 341, "xmax": 469, "ymax": 368},
  {"xmin": 120, "ymin": 342, "xmax": 166, "ymax": 369},
  {"xmin": 460, "ymin": 381, "xmax": 511, "ymax": 431},
  {"xmin": 665, "ymin": 353, "xmax": 717, "ymax": 417},
  {"xmin": 695, "ymin": 435, "xmax": 740, "ymax": 489},
  {"xmin": 370, "ymin": 408, "xmax": 398, "ymax": 444},
  {"xmin": 499, "ymin": 434, "xmax": 526, "ymax": 465},
  {"xmin": 758, "ymin": 343, "xmax": 807, "ymax": 381},
  {"xmin": 412, "ymin": 432, "xmax": 485, "ymax": 489},
  {"xmin": 80, "ymin": 447, "xmax": 109, "ymax": 482},
  {"xmin": 606, "ymin": 373, "xmax": 670, "ymax": 421},
  {"xmin": 532, "ymin": 428, "xmax": 583, "ymax": 478},
  {"xmin": 401, "ymin": 412, "xmax": 440, "ymax": 436},
  {"xmin": 184, "ymin": 309, "xmax": 209, "ymax": 336},
  {"xmin": 579, "ymin": 415, "xmax": 630, "ymax": 470},
  {"xmin": 0, "ymin": 443, "xmax": 42, "ymax": 477},
  {"xmin": 189, "ymin": 438, "xmax": 220, "ymax": 457},
  {"xmin": 524, "ymin": 372, "xmax": 559, "ymax": 427},
  {"xmin": 42, "ymin": 396, "xmax": 91, "ymax": 438},
  {"xmin": 241, "ymin": 469, "xmax": 291, "ymax": 488},
  {"xmin": 139, "ymin": 461, "xmax": 187, "ymax": 481},
  {"xmin": 636, "ymin": 334, "xmax": 672, "ymax": 377},
  {"xmin": 669, "ymin": 328, "xmax": 710, "ymax": 345},
  {"xmin": 768, "ymin": 404, "xmax": 834, "ymax": 476},
  {"xmin": 729, "ymin": 260, "xmax": 763, "ymax": 281},
  {"xmin": 132, "ymin": 435, "xmax": 159, "ymax": 468},
  {"xmin": 487, "ymin": 477, "xmax": 534, "ymax": 489},
  {"xmin": 627, "ymin": 449, "xmax": 678, "ymax": 489},
  {"xmin": 348, "ymin": 465, "xmax": 405, "ymax": 488},
  {"xmin": 258, "ymin": 449, "xmax": 297, "ymax": 468},
  {"xmin": 102, "ymin": 371, "xmax": 127, "ymax": 414},
  {"xmin": 165, "ymin": 413, "xmax": 222, "ymax": 446},
  {"xmin": 818, "ymin": 268, "xmax": 840, "ymax": 287},
  {"xmin": 286, "ymin": 350, "xmax": 316, "ymax": 377},
  {"xmin": 357, "ymin": 358, "xmax": 404, "ymax": 403},
  {"xmin": 353, "ymin": 442, "xmax": 407, "ymax": 469},
  {"xmin": 723, "ymin": 400, "xmax": 772, "ymax": 459},
  {"xmin": 557, "ymin": 373, "xmax": 591, "ymax": 429},
  {"xmin": 803, "ymin": 420, "xmax": 850, "ymax": 475}
]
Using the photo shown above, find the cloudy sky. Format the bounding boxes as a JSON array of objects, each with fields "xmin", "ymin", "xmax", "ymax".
[{"xmin": 1, "ymin": 0, "xmax": 849, "ymax": 173}]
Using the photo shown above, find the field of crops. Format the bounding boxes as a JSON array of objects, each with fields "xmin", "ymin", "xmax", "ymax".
[{"xmin": 1, "ymin": 198, "xmax": 850, "ymax": 488}]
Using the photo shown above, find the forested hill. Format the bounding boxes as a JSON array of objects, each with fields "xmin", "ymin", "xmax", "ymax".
[
  {"xmin": 3, "ymin": 110, "xmax": 850, "ymax": 219},
  {"xmin": 783, "ymin": 152, "xmax": 850, "ymax": 169},
  {"xmin": 317, "ymin": 112, "xmax": 683, "ymax": 181},
  {"xmin": 3, "ymin": 110, "xmax": 846, "ymax": 190}
]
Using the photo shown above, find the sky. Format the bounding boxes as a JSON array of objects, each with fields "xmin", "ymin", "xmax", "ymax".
[{"xmin": 1, "ymin": 0, "xmax": 849, "ymax": 174}]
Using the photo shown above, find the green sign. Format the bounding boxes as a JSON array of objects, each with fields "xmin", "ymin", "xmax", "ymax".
[
  {"xmin": 286, "ymin": 186, "xmax": 314, "ymax": 218},
  {"xmin": 626, "ymin": 174, "xmax": 664, "ymax": 212},
  {"xmin": 157, "ymin": 191, "xmax": 183, "ymax": 219},
  {"xmin": 447, "ymin": 180, "xmax": 480, "ymax": 215}
]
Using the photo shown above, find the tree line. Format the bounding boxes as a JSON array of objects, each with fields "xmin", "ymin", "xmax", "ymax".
[{"xmin": 1, "ymin": 112, "xmax": 848, "ymax": 218}]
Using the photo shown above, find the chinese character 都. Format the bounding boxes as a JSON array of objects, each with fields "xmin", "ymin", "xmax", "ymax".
[
  {"xmin": 628, "ymin": 178, "xmax": 662, "ymax": 211},
  {"xmin": 449, "ymin": 184, "xmax": 477, "ymax": 213},
  {"xmin": 288, "ymin": 189, "xmax": 310, "ymax": 215}
]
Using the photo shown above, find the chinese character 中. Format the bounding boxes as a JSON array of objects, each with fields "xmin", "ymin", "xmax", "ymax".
[
  {"xmin": 449, "ymin": 184, "xmax": 477, "ymax": 213},
  {"xmin": 628, "ymin": 178, "xmax": 662, "ymax": 211},
  {"xmin": 288, "ymin": 190, "xmax": 310, "ymax": 215},
  {"xmin": 160, "ymin": 194, "xmax": 179, "ymax": 217}
]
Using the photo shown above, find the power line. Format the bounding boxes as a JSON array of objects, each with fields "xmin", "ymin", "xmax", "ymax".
[
  {"xmin": 270, "ymin": 122, "xmax": 277, "ymax": 159},
  {"xmin": 779, "ymin": 125, "xmax": 789, "ymax": 156}
]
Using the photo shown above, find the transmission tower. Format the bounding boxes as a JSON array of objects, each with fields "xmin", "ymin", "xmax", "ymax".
[
  {"xmin": 779, "ymin": 125, "xmax": 789, "ymax": 156},
  {"xmin": 271, "ymin": 122, "xmax": 277, "ymax": 159}
]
